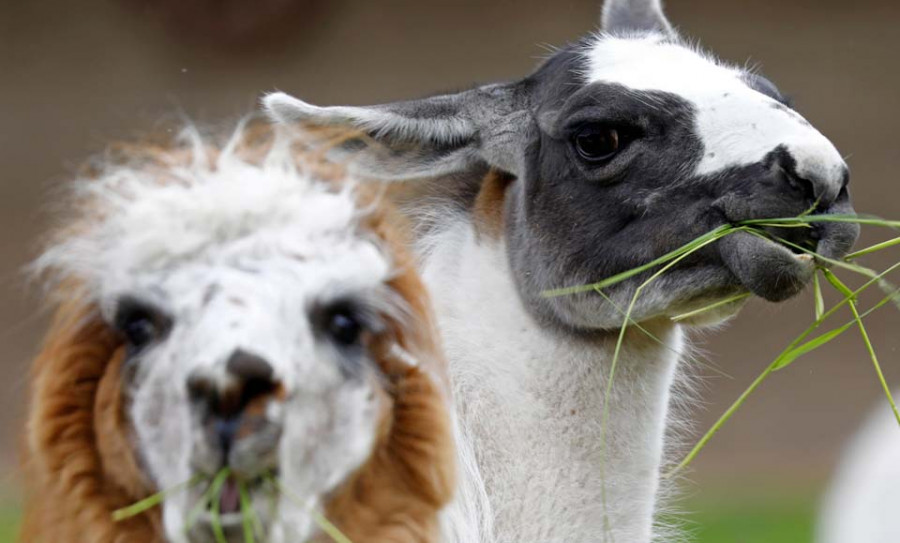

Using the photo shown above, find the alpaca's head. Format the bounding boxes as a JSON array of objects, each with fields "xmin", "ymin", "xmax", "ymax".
[
  {"xmin": 263, "ymin": 0, "xmax": 859, "ymax": 331},
  {"xmin": 28, "ymin": 125, "xmax": 453, "ymax": 543}
]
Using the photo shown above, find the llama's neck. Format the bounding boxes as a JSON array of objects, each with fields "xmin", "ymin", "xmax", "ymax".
[{"xmin": 426, "ymin": 222, "xmax": 682, "ymax": 543}]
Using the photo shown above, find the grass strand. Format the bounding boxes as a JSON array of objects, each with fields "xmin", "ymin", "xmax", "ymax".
[
  {"xmin": 208, "ymin": 468, "xmax": 231, "ymax": 543},
  {"xmin": 238, "ymin": 481, "xmax": 258, "ymax": 543},
  {"xmin": 845, "ymin": 236, "xmax": 900, "ymax": 260},
  {"xmin": 670, "ymin": 292, "xmax": 751, "ymax": 323},
  {"xmin": 666, "ymin": 262, "xmax": 900, "ymax": 478},
  {"xmin": 824, "ymin": 271, "xmax": 900, "ymax": 427},
  {"xmin": 111, "ymin": 474, "xmax": 204, "ymax": 522},
  {"xmin": 813, "ymin": 273, "xmax": 825, "ymax": 320}
]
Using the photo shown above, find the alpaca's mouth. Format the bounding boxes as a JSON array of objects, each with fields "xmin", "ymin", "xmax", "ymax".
[{"xmin": 186, "ymin": 472, "xmax": 275, "ymax": 541}]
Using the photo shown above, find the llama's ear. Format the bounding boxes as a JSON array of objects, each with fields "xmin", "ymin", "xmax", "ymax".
[
  {"xmin": 262, "ymin": 85, "xmax": 527, "ymax": 180},
  {"xmin": 601, "ymin": 0, "xmax": 675, "ymax": 35}
]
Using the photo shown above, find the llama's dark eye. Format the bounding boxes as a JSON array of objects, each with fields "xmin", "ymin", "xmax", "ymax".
[
  {"xmin": 326, "ymin": 309, "xmax": 363, "ymax": 347},
  {"xmin": 574, "ymin": 126, "xmax": 621, "ymax": 163},
  {"xmin": 114, "ymin": 298, "xmax": 169, "ymax": 354}
]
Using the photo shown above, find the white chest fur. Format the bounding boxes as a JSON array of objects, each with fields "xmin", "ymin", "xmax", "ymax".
[{"xmin": 426, "ymin": 223, "xmax": 683, "ymax": 543}]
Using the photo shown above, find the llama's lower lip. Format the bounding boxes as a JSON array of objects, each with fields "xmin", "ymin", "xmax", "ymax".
[{"xmin": 718, "ymin": 230, "xmax": 816, "ymax": 302}]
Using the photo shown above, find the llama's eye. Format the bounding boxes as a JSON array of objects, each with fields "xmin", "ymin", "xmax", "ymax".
[
  {"xmin": 326, "ymin": 310, "xmax": 363, "ymax": 347},
  {"xmin": 573, "ymin": 126, "xmax": 621, "ymax": 163}
]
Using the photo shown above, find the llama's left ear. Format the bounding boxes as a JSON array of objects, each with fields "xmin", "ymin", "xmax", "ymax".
[
  {"xmin": 263, "ymin": 84, "xmax": 528, "ymax": 180},
  {"xmin": 601, "ymin": 0, "xmax": 675, "ymax": 35}
]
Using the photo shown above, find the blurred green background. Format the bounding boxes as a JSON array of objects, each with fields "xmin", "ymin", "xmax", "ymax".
[{"xmin": 2, "ymin": 0, "xmax": 899, "ymax": 541}]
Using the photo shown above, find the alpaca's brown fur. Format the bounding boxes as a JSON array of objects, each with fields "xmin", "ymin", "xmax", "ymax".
[
  {"xmin": 21, "ymin": 299, "xmax": 162, "ymax": 543},
  {"xmin": 20, "ymin": 122, "xmax": 455, "ymax": 543}
]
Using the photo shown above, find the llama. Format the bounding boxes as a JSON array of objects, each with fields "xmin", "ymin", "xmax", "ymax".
[
  {"xmin": 818, "ymin": 392, "xmax": 900, "ymax": 543},
  {"xmin": 20, "ymin": 123, "xmax": 455, "ymax": 543},
  {"xmin": 264, "ymin": 0, "xmax": 860, "ymax": 541}
]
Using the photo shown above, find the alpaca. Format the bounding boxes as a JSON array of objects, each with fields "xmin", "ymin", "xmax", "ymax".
[
  {"xmin": 264, "ymin": 1, "xmax": 860, "ymax": 541},
  {"xmin": 818, "ymin": 392, "xmax": 900, "ymax": 543},
  {"xmin": 20, "ymin": 123, "xmax": 455, "ymax": 543}
]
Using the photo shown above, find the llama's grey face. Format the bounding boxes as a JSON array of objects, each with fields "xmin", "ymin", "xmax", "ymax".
[
  {"xmin": 40, "ymin": 144, "xmax": 408, "ymax": 542},
  {"xmin": 264, "ymin": 0, "xmax": 859, "ymax": 330}
]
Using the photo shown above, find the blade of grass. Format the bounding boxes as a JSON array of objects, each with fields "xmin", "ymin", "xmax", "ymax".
[
  {"xmin": 670, "ymin": 292, "xmax": 752, "ymax": 323},
  {"xmin": 845, "ymin": 236, "xmax": 900, "ymax": 260},
  {"xmin": 666, "ymin": 261, "xmax": 900, "ymax": 478},
  {"xmin": 798, "ymin": 197, "xmax": 823, "ymax": 218},
  {"xmin": 238, "ymin": 481, "xmax": 258, "ymax": 543},
  {"xmin": 740, "ymin": 214, "xmax": 899, "ymax": 229},
  {"xmin": 822, "ymin": 268, "xmax": 856, "ymax": 302},
  {"xmin": 185, "ymin": 475, "xmax": 223, "ymax": 534},
  {"xmin": 112, "ymin": 474, "xmax": 204, "ymax": 521},
  {"xmin": 742, "ymin": 222, "xmax": 814, "ymax": 229},
  {"xmin": 823, "ymin": 272, "xmax": 900, "ymax": 427},
  {"xmin": 209, "ymin": 468, "xmax": 231, "ymax": 543},
  {"xmin": 771, "ymin": 322, "xmax": 854, "ymax": 371},
  {"xmin": 813, "ymin": 273, "xmax": 825, "ymax": 320}
]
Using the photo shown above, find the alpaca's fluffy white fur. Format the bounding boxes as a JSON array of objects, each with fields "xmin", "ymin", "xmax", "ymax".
[{"xmin": 34, "ymin": 127, "xmax": 390, "ymax": 315}]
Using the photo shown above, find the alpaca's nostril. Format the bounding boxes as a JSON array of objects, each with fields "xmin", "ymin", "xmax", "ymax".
[
  {"xmin": 187, "ymin": 353, "xmax": 283, "ymax": 466},
  {"xmin": 226, "ymin": 348, "xmax": 274, "ymax": 383},
  {"xmin": 187, "ymin": 349, "xmax": 280, "ymax": 420}
]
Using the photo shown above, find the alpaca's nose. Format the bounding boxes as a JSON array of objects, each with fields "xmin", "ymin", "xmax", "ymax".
[{"xmin": 187, "ymin": 349, "xmax": 282, "ymax": 454}]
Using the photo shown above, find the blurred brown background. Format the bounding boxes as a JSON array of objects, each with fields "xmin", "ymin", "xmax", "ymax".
[{"xmin": 2, "ymin": 0, "xmax": 899, "ymax": 539}]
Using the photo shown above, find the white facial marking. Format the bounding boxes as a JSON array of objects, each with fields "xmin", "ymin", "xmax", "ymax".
[{"xmin": 585, "ymin": 34, "xmax": 846, "ymax": 184}]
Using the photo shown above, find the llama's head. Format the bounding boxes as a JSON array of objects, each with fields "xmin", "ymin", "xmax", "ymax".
[
  {"xmin": 27, "ymin": 126, "xmax": 453, "ymax": 543},
  {"xmin": 264, "ymin": 0, "xmax": 859, "ymax": 331}
]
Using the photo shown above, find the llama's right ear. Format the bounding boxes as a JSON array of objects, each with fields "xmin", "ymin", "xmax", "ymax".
[
  {"xmin": 263, "ymin": 84, "xmax": 526, "ymax": 180},
  {"xmin": 601, "ymin": 0, "xmax": 675, "ymax": 35}
]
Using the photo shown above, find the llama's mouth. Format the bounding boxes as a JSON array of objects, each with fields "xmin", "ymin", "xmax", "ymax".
[{"xmin": 718, "ymin": 213, "xmax": 859, "ymax": 302}]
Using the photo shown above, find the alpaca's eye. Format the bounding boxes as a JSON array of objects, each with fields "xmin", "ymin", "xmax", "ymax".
[
  {"xmin": 574, "ymin": 126, "xmax": 621, "ymax": 163},
  {"xmin": 326, "ymin": 310, "xmax": 363, "ymax": 347},
  {"xmin": 122, "ymin": 315, "xmax": 157, "ymax": 350},
  {"xmin": 114, "ymin": 298, "xmax": 169, "ymax": 353}
]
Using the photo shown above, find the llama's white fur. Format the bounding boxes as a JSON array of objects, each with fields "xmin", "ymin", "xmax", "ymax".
[{"xmin": 429, "ymin": 220, "xmax": 688, "ymax": 543}]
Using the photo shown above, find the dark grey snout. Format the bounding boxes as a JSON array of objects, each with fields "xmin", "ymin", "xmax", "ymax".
[{"xmin": 713, "ymin": 144, "xmax": 859, "ymax": 302}]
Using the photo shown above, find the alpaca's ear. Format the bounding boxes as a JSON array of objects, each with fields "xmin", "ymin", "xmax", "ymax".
[
  {"xmin": 262, "ymin": 84, "xmax": 528, "ymax": 180},
  {"xmin": 601, "ymin": 0, "xmax": 675, "ymax": 35}
]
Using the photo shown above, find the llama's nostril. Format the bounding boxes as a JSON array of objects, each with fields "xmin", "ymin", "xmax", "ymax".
[{"xmin": 772, "ymin": 148, "xmax": 846, "ymax": 209}]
